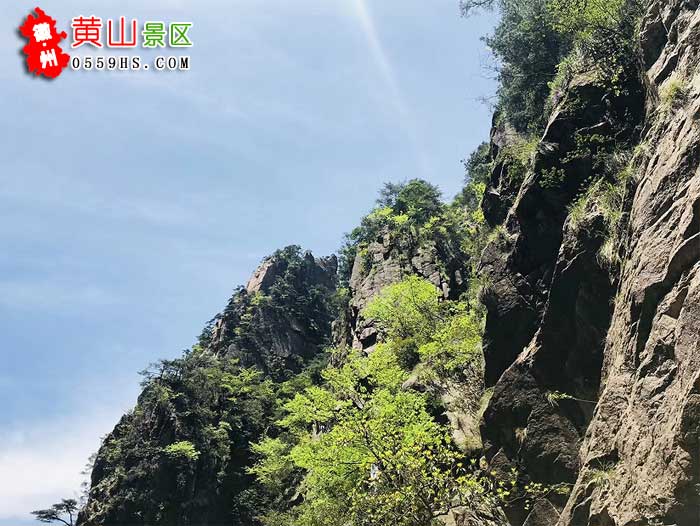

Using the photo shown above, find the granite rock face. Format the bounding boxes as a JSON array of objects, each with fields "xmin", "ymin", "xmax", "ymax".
[
  {"xmin": 208, "ymin": 248, "xmax": 337, "ymax": 377},
  {"xmin": 478, "ymin": 1, "xmax": 700, "ymax": 524},
  {"xmin": 558, "ymin": 2, "xmax": 700, "ymax": 524}
]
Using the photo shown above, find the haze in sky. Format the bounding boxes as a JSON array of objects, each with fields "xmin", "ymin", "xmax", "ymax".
[{"xmin": 0, "ymin": 1, "xmax": 496, "ymax": 523}]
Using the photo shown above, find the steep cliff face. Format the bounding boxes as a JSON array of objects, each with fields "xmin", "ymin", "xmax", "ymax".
[
  {"xmin": 477, "ymin": 1, "xmax": 700, "ymax": 525},
  {"xmin": 206, "ymin": 247, "xmax": 337, "ymax": 379},
  {"xmin": 560, "ymin": 3, "xmax": 700, "ymax": 524}
]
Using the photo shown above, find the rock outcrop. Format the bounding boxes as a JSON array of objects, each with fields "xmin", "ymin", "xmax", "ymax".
[
  {"xmin": 79, "ymin": 246, "xmax": 338, "ymax": 526},
  {"xmin": 346, "ymin": 231, "xmax": 468, "ymax": 351},
  {"xmin": 207, "ymin": 247, "xmax": 337, "ymax": 378}
]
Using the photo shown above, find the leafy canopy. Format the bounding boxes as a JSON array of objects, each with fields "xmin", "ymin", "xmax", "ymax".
[{"xmin": 250, "ymin": 277, "xmax": 490, "ymax": 526}]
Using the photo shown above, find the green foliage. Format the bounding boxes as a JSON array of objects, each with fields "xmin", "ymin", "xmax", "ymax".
[
  {"xmin": 547, "ymin": 0, "xmax": 626, "ymax": 37},
  {"xmin": 248, "ymin": 438, "xmax": 296, "ymax": 495},
  {"xmin": 496, "ymin": 134, "xmax": 539, "ymax": 187},
  {"xmin": 585, "ymin": 463, "xmax": 616, "ymax": 488},
  {"xmin": 567, "ymin": 156, "xmax": 634, "ymax": 268},
  {"xmin": 253, "ymin": 346, "xmax": 485, "ymax": 526},
  {"xmin": 547, "ymin": 0, "xmax": 644, "ymax": 97},
  {"xmin": 546, "ymin": 47, "xmax": 585, "ymax": 109},
  {"xmin": 163, "ymin": 441, "xmax": 201, "ymax": 462},
  {"xmin": 418, "ymin": 304, "xmax": 483, "ymax": 378},
  {"xmin": 85, "ymin": 352, "xmax": 286, "ymax": 525},
  {"xmin": 546, "ymin": 390, "xmax": 596, "ymax": 407},
  {"xmin": 250, "ymin": 276, "xmax": 492, "ymax": 525},
  {"xmin": 472, "ymin": 0, "xmax": 573, "ymax": 133},
  {"xmin": 461, "ymin": 142, "xmax": 492, "ymax": 190},
  {"xmin": 485, "ymin": 224, "xmax": 511, "ymax": 247},
  {"xmin": 539, "ymin": 166, "xmax": 567, "ymax": 189},
  {"xmin": 387, "ymin": 179, "xmax": 444, "ymax": 224},
  {"xmin": 339, "ymin": 179, "xmax": 446, "ymax": 284},
  {"xmin": 501, "ymin": 135, "xmax": 539, "ymax": 167},
  {"xmin": 363, "ymin": 276, "xmax": 441, "ymax": 345},
  {"xmin": 363, "ymin": 277, "xmax": 483, "ymax": 377},
  {"xmin": 462, "ymin": 0, "xmax": 642, "ymax": 132},
  {"xmin": 339, "ymin": 180, "xmax": 475, "ymax": 293}
]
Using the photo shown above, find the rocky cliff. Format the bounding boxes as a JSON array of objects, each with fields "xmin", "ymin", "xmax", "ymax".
[
  {"xmin": 560, "ymin": 2, "xmax": 700, "ymax": 524},
  {"xmin": 477, "ymin": 1, "xmax": 700, "ymax": 525}
]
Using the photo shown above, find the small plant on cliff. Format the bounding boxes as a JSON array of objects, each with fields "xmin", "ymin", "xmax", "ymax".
[
  {"xmin": 566, "ymin": 151, "xmax": 635, "ymax": 270},
  {"xmin": 546, "ymin": 390, "xmax": 596, "ymax": 407},
  {"xmin": 585, "ymin": 463, "xmax": 616, "ymax": 489},
  {"xmin": 660, "ymin": 76, "xmax": 689, "ymax": 113},
  {"xmin": 539, "ymin": 167, "xmax": 567, "ymax": 189},
  {"xmin": 546, "ymin": 47, "xmax": 586, "ymax": 110},
  {"xmin": 496, "ymin": 134, "xmax": 539, "ymax": 186}
]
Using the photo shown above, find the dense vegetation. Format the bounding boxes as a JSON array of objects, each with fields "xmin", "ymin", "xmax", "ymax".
[
  {"xmin": 250, "ymin": 277, "xmax": 493, "ymax": 526},
  {"xmin": 338, "ymin": 174, "xmax": 490, "ymax": 292},
  {"xmin": 460, "ymin": 0, "xmax": 642, "ymax": 133},
  {"xmin": 79, "ymin": 247, "xmax": 338, "ymax": 526},
  {"xmin": 74, "ymin": 178, "xmax": 499, "ymax": 526}
]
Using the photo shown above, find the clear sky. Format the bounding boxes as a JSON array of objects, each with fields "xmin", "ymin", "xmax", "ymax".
[{"xmin": 0, "ymin": 1, "xmax": 496, "ymax": 523}]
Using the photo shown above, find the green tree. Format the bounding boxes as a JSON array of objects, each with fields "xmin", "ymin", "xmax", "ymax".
[
  {"xmin": 252, "ymin": 345, "xmax": 486, "ymax": 526},
  {"xmin": 363, "ymin": 276, "xmax": 442, "ymax": 345},
  {"xmin": 31, "ymin": 499, "xmax": 79, "ymax": 526},
  {"xmin": 251, "ymin": 277, "xmax": 491, "ymax": 526},
  {"xmin": 338, "ymin": 180, "xmax": 451, "ymax": 285},
  {"xmin": 547, "ymin": 0, "xmax": 627, "ymax": 37},
  {"xmin": 461, "ymin": 0, "xmax": 572, "ymax": 133}
]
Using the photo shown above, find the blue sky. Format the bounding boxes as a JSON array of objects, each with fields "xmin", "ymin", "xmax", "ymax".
[{"xmin": 0, "ymin": 1, "xmax": 496, "ymax": 523}]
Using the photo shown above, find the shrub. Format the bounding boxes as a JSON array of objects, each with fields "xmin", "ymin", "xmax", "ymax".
[
  {"xmin": 362, "ymin": 276, "xmax": 442, "ymax": 345},
  {"xmin": 546, "ymin": 47, "xmax": 585, "ymax": 110},
  {"xmin": 567, "ymin": 158, "xmax": 634, "ymax": 268},
  {"xmin": 163, "ymin": 441, "xmax": 201, "ymax": 462},
  {"xmin": 660, "ymin": 76, "xmax": 689, "ymax": 112},
  {"xmin": 418, "ymin": 306, "xmax": 483, "ymax": 377}
]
